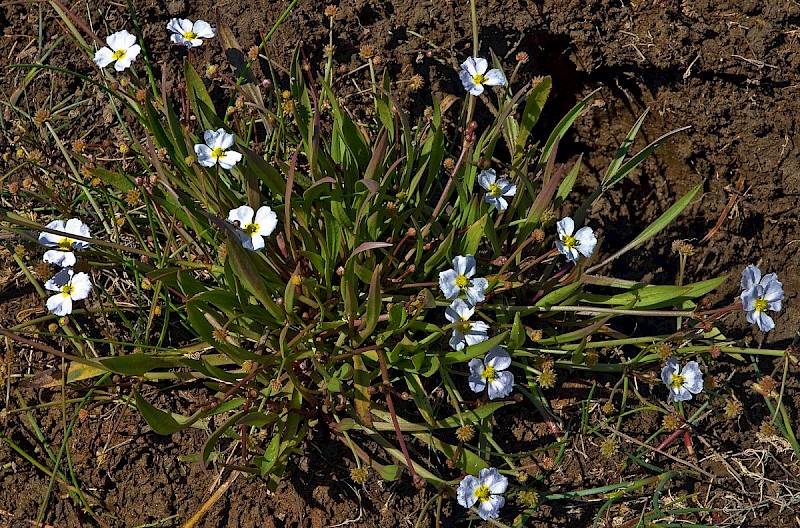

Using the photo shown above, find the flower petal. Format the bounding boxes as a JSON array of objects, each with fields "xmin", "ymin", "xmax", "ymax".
[
  {"xmin": 482, "ymin": 68, "xmax": 506, "ymax": 87},
  {"xmin": 452, "ymin": 255, "xmax": 476, "ymax": 277},
  {"xmin": 227, "ymin": 205, "xmax": 255, "ymax": 226},
  {"xmin": 217, "ymin": 150, "xmax": 242, "ymax": 170},
  {"xmin": 461, "ymin": 57, "xmax": 479, "ymax": 77},
  {"xmin": 670, "ymin": 386, "xmax": 693, "ymax": 402},
  {"xmin": 754, "ymin": 311, "xmax": 775, "ymax": 332},
  {"xmin": 485, "ymin": 347, "xmax": 511, "ymax": 370},
  {"xmin": 476, "ymin": 494, "xmax": 504, "ymax": 520},
  {"xmin": 194, "ymin": 144, "xmax": 216, "ymax": 167},
  {"xmin": 480, "ymin": 468, "xmax": 508, "ymax": 495},
  {"xmin": 660, "ymin": 357, "xmax": 679, "ymax": 386},
  {"xmin": 459, "ymin": 70, "xmax": 480, "ymax": 95},
  {"xmin": 43, "ymin": 250, "xmax": 76, "ymax": 267},
  {"xmin": 166, "ymin": 18, "xmax": 188, "ymax": 34},
  {"xmin": 192, "ymin": 20, "xmax": 215, "ymax": 38},
  {"xmin": 741, "ymin": 264, "xmax": 761, "ymax": 291},
  {"xmin": 740, "ymin": 286, "xmax": 760, "ymax": 312},
  {"xmin": 69, "ymin": 273, "xmax": 93, "ymax": 301},
  {"xmin": 556, "ymin": 217, "xmax": 574, "ymax": 237},
  {"xmin": 93, "ymin": 47, "xmax": 115, "ymax": 68},
  {"xmin": 245, "ymin": 233, "xmax": 264, "ymax": 251},
  {"xmin": 466, "ymin": 278, "xmax": 488, "ymax": 305},
  {"xmin": 46, "ymin": 294, "xmax": 72, "ymax": 316},
  {"xmin": 488, "ymin": 371, "xmax": 514, "ymax": 399},
  {"xmin": 575, "ymin": 226, "xmax": 597, "ymax": 258},
  {"xmin": 499, "ymin": 180, "xmax": 516, "ymax": 197},
  {"xmin": 468, "ymin": 358, "xmax": 486, "ymax": 393},
  {"xmin": 107, "ymin": 30, "xmax": 136, "ymax": 51},
  {"xmin": 39, "ymin": 220, "xmax": 67, "ymax": 246},
  {"xmin": 254, "ymin": 206, "xmax": 278, "ymax": 237},
  {"xmin": 446, "ymin": 299, "xmax": 473, "ymax": 323},
  {"xmin": 456, "ymin": 476, "xmax": 479, "ymax": 508},
  {"xmin": 438, "ymin": 269, "xmax": 460, "ymax": 299},
  {"xmin": 44, "ymin": 269, "xmax": 73, "ymax": 291},
  {"xmin": 763, "ymin": 277, "xmax": 784, "ymax": 304},
  {"xmin": 471, "ymin": 57, "xmax": 488, "ymax": 75},
  {"xmin": 477, "ymin": 169, "xmax": 496, "ymax": 190},
  {"xmin": 681, "ymin": 361, "xmax": 704, "ymax": 394}
]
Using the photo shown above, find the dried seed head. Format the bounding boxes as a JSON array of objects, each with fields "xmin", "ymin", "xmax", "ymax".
[
  {"xmin": 601, "ymin": 400, "xmax": 616, "ymax": 415},
  {"xmin": 324, "ymin": 4, "xmax": 338, "ymax": 17},
  {"xmin": 672, "ymin": 240, "xmax": 695, "ymax": 256},
  {"xmin": 72, "ymin": 139, "xmax": 86, "ymax": 153},
  {"xmin": 78, "ymin": 408, "xmax": 89, "ymax": 421},
  {"xmin": 27, "ymin": 149, "xmax": 44, "ymax": 164},
  {"xmin": 532, "ymin": 228, "xmax": 545, "ymax": 243},
  {"xmin": 136, "ymin": 88, "xmax": 147, "ymax": 103},
  {"xmin": 516, "ymin": 51, "xmax": 529, "ymax": 63},
  {"xmin": 600, "ymin": 437, "xmax": 618, "ymax": 458},
  {"xmin": 34, "ymin": 109, "xmax": 51, "ymax": 126},
  {"xmin": 336, "ymin": 266, "xmax": 345, "ymax": 276},
  {"xmin": 205, "ymin": 64, "xmax": 218, "ymax": 78},
  {"xmin": 536, "ymin": 367, "xmax": 556, "ymax": 389},
  {"xmin": 8, "ymin": 181, "xmax": 20, "ymax": 194},
  {"xmin": 529, "ymin": 328, "xmax": 543, "ymax": 341},
  {"xmin": 408, "ymin": 74, "xmax": 424, "ymax": 92},
  {"xmin": 531, "ymin": 75, "xmax": 545, "ymax": 88},
  {"xmin": 759, "ymin": 375, "xmax": 778, "ymax": 393},
  {"xmin": 709, "ymin": 345, "xmax": 721, "ymax": 359},
  {"xmin": 248, "ymin": 46, "xmax": 259, "ymax": 61},
  {"xmin": 584, "ymin": 349, "xmax": 599, "ymax": 366},
  {"xmin": 212, "ymin": 327, "xmax": 228, "ymax": 342},
  {"xmin": 48, "ymin": 322, "xmax": 59, "ymax": 333},
  {"xmin": 350, "ymin": 466, "xmax": 369, "ymax": 484},
  {"xmin": 270, "ymin": 378, "xmax": 282, "ymax": 391},
  {"xmin": 759, "ymin": 420, "xmax": 779, "ymax": 438},
  {"xmin": 34, "ymin": 261, "xmax": 52, "ymax": 280},
  {"xmin": 218, "ymin": 242, "xmax": 228, "ymax": 262},
  {"xmin": 662, "ymin": 413, "xmax": 681, "ymax": 431},
  {"xmin": 455, "ymin": 424, "xmax": 475, "ymax": 442},
  {"xmin": 539, "ymin": 208, "xmax": 556, "ymax": 224},
  {"xmin": 323, "ymin": 44, "xmax": 336, "ymax": 58},
  {"xmin": 517, "ymin": 489, "xmax": 539, "ymax": 507},
  {"xmin": 14, "ymin": 245, "xmax": 26, "ymax": 258},
  {"xmin": 124, "ymin": 189, "xmax": 141, "ymax": 207},
  {"xmin": 655, "ymin": 342, "xmax": 674, "ymax": 361},
  {"xmin": 724, "ymin": 396, "xmax": 743, "ymax": 420},
  {"xmin": 359, "ymin": 44, "xmax": 375, "ymax": 60},
  {"xmin": 443, "ymin": 158, "xmax": 455, "ymax": 170}
]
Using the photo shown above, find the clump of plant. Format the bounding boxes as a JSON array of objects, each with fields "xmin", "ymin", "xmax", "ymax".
[{"xmin": 2, "ymin": 1, "xmax": 798, "ymax": 526}]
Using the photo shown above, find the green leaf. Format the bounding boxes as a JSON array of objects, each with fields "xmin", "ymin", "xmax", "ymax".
[
  {"xmin": 514, "ymin": 76, "xmax": 551, "ymax": 164},
  {"xmin": 588, "ymin": 183, "xmax": 701, "ymax": 272},
  {"xmin": 508, "ymin": 312, "xmax": 525, "ymax": 350},
  {"xmin": 203, "ymin": 411, "xmax": 246, "ymax": 467},
  {"xmin": 422, "ymin": 229, "xmax": 455, "ymax": 275},
  {"xmin": 100, "ymin": 354, "xmax": 179, "ymax": 376},
  {"xmin": 360, "ymin": 264, "xmax": 383, "ymax": 339},
  {"xmin": 461, "ymin": 214, "xmax": 487, "ymax": 256},
  {"xmin": 537, "ymin": 88, "xmax": 600, "ymax": 169},
  {"xmin": 134, "ymin": 390, "xmax": 196, "ymax": 435},
  {"xmin": 442, "ymin": 331, "xmax": 509, "ymax": 365}
]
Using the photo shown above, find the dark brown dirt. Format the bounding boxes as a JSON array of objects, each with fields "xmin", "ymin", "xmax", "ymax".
[{"xmin": 2, "ymin": 0, "xmax": 800, "ymax": 526}]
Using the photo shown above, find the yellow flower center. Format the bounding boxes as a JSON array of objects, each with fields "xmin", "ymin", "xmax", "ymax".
[
  {"xmin": 754, "ymin": 297, "xmax": 768, "ymax": 313},
  {"xmin": 482, "ymin": 365, "xmax": 497, "ymax": 383},
  {"xmin": 670, "ymin": 373, "xmax": 685, "ymax": 390},
  {"xmin": 488, "ymin": 182, "xmax": 501, "ymax": 196},
  {"xmin": 211, "ymin": 147, "xmax": 225, "ymax": 160},
  {"xmin": 182, "ymin": 30, "xmax": 197, "ymax": 40},
  {"xmin": 562, "ymin": 234, "xmax": 578, "ymax": 250},
  {"xmin": 112, "ymin": 49, "xmax": 127, "ymax": 61},
  {"xmin": 243, "ymin": 223, "xmax": 259, "ymax": 235},
  {"xmin": 57, "ymin": 237, "xmax": 73, "ymax": 251},
  {"xmin": 474, "ymin": 485, "xmax": 491, "ymax": 502},
  {"xmin": 61, "ymin": 284, "xmax": 74, "ymax": 298},
  {"xmin": 457, "ymin": 319, "xmax": 473, "ymax": 334},
  {"xmin": 454, "ymin": 274, "xmax": 470, "ymax": 290},
  {"xmin": 472, "ymin": 73, "xmax": 486, "ymax": 85}
]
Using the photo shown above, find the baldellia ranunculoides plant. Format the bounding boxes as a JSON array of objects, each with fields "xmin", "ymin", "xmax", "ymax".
[{"xmin": 3, "ymin": 2, "xmax": 800, "ymax": 526}]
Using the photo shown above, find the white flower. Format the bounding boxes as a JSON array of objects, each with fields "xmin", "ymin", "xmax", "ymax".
[
  {"xmin": 438, "ymin": 255, "xmax": 489, "ymax": 305},
  {"xmin": 459, "ymin": 57, "xmax": 506, "ymax": 96},
  {"xmin": 468, "ymin": 347, "xmax": 514, "ymax": 400},
  {"xmin": 195, "ymin": 129, "xmax": 243, "ymax": 169},
  {"xmin": 445, "ymin": 299, "xmax": 490, "ymax": 351},
  {"xmin": 478, "ymin": 169, "xmax": 516, "ymax": 211},
  {"xmin": 740, "ymin": 265, "xmax": 783, "ymax": 333},
  {"xmin": 45, "ymin": 269, "xmax": 92, "ymax": 316},
  {"xmin": 660, "ymin": 357, "xmax": 703, "ymax": 402},
  {"xmin": 93, "ymin": 30, "xmax": 141, "ymax": 72},
  {"xmin": 227, "ymin": 205, "xmax": 277, "ymax": 251},
  {"xmin": 38, "ymin": 219, "xmax": 91, "ymax": 268},
  {"xmin": 456, "ymin": 467, "xmax": 508, "ymax": 521},
  {"xmin": 555, "ymin": 216, "xmax": 597, "ymax": 264},
  {"xmin": 167, "ymin": 19, "xmax": 215, "ymax": 48}
]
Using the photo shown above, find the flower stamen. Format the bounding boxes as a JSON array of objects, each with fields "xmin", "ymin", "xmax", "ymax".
[
  {"xmin": 211, "ymin": 147, "xmax": 225, "ymax": 160},
  {"xmin": 454, "ymin": 274, "xmax": 469, "ymax": 289},
  {"xmin": 472, "ymin": 73, "xmax": 486, "ymax": 85},
  {"xmin": 182, "ymin": 30, "xmax": 197, "ymax": 40},
  {"xmin": 487, "ymin": 182, "xmax": 501, "ymax": 196},
  {"xmin": 754, "ymin": 297, "xmax": 768, "ymax": 313},
  {"xmin": 61, "ymin": 284, "xmax": 75, "ymax": 298},
  {"xmin": 57, "ymin": 237, "xmax": 73, "ymax": 251},
  {"xmin": 562, "ymin": 234, "xmax": 578, "ymax": 250},
  {"xmin": 670, "ymin": 373, "xmax": 685, "ymax": 390},
  {"xmin": 243, "ymin": 223, "xmax": 259, "ymax": 235},
  {"xmin": 482, "ymin": 365, "xmax": 497, "ymax": 383},
  {"xmin": 111, "ymin": 49, "xmax": 127, "ymax": 61},
  {"xmin": 474, "ymin": 485, "xmax": 492, "ymax": 502}
]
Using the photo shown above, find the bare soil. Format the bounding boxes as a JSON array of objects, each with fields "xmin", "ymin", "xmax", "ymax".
[{"xmin": 2, "ymin": 0, "xmax": 800, "ymax": 526}]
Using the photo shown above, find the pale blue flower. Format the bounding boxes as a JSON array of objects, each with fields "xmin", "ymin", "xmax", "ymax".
[
  {"xmin": 167, "ymin": 19, "xmax": 215, "ymax": 48},
  {"xmin": 478, "ymin": 169, "xmax": 516, "ymax": 211},
  {"xmin": 445, "ymin": 299, "xmax": 490, "ymax": 351},
  {"xmin": 93, "ymin": 30, "xmax": 141, "ymax": 71},
  {"xmin": 439, "ymin": 255, "xmax": 488, "ymax": 305},
  {"xmin": 468, "ymin": 347, "xmax": 514, "ymax": 399},
  {"xmin": 660, "ymin": 357, "xmax": 703, "ymax": 402},
  {"xmin": 195, "ymin": 129, "xmax": 243, "ymax": 169},
  {"xmin": 456, "ymin": 467, "xmax": 508, "ymax": 520},
  {"xmin": 459, "ymin": 57, "xmax": 506, "ymax": 96},
  {"xmin": 45, "ymin": 269, "xmax": 92, "ymax": 316},
  {"xmin": 227, "ymin": 205, "xmax": 277, "ymax": 251},
  {"xmin": 39, "ymin": 218, "xmax": 90, "ymax": 267},
  {"xmin": 740, "ymin": 264, "xmax": 783, "ymax": 333},
  {"xmin": 555, "ymin": 216, "xmax": 596, "ymax": 264}
]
